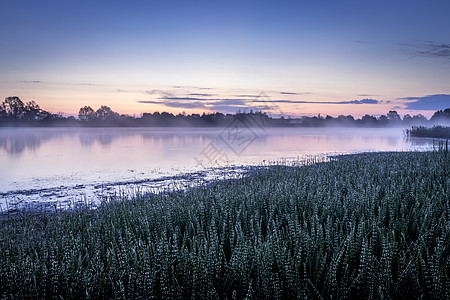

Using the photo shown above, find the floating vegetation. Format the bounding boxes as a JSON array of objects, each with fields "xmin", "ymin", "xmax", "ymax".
[
  {"xmin": 0, "ymin": 151, "xmax": 449, "ymax": 299},
  {"xmin": 405, "ymin": 125, "xmax": 450, "ymax": 139}
]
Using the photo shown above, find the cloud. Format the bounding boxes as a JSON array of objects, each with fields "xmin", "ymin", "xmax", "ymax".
[
  {"xmin": 279, "ymin": 91, "xmax": 313, "ymax": 95},
  {"xmin": 213, "ymin": 99, "xmax": 247, "ymax": 106},
  {"xmin": 280, "ymin": 92, "xmax": 314, "ymax": 96},
  {"xmin": 138, "ymin": 91, "xmax": 382, "ymax": 113},
  {"xmin": 146, "ymin": 89, "xmax": 175, "ymax": 96},
  {"xmin": 233, "ymin": 94, "xmax": 260, "ymax": 98},
  {"xmin": 138, "ymin": 100, "xmax": 164, "ymax": 104},
  {"xmin": 165, "ymin": 102, "xmax": 207, "ymax": 109},
  {"xmin": 345, "ymin": 99, "xmax": 379, "ymax": 104},
  {"xmin": 358, "ymin": 93, "xmax": 379, "ymax": 97},
  {"xmin": 253, "ymin": 98, "xmax": 381, "ymax": 105},
  {"xmin": 172, "ymin": 85, "xmax": 213, "ymax": 90},
  {"xmin": 187, "ymin": 93, "xmax": 215, "ymax": 97},
  {"xmin": 139, "ymin": 96, "xmax": 249, "ymax": 112},
  {"xmin": 138, "ymin": 100, "xmax": 206, "ymax": 109},
  {"xmin": 401, "ymin": 94, "xmax": 450, "ymax": 110},
  {"xmin": 21, "ymin": 80, "xmax": 102, "ymax": 86},
  {"xmin": 402, "ymin": 41, "xmax": 450, "ymax": 61},
  {"xmin": 161, "ymin": 96, "xmax": 205, "ymax": 101}
]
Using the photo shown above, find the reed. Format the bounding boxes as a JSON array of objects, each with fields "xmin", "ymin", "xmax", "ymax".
[{"xmin": 0, "ymin": 151, "xmax": 449, "ymax": 299}]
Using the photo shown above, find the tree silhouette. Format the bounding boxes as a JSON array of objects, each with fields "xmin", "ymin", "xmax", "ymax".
[
  {"xmin": 1, "ymin": 96, "xmax": 448, "ymax": 128},
  {"xmin": 387, "ymin": 110, "xmax": 401, "ymax": 121},
  {"xmin": 23, "ymin": 101, "xmax": 46, "ymax": 120},
  {"xmin": 0, "ymin": 104, "xmax": 6, "ymax": 120},
  {"xmin": 78, "ymin": 106, "xmax": 96, "ymax": 121},
  {"xmin": 2, "ymin": 96, "xmax": 25, "ymax": 120},
  {"xmin": 95, "ymin": 105, "xmax": 119, "ymax": 121},
  {"xmin": 431, "ymin": 108, "xmax": 450, "ymax": 122}
]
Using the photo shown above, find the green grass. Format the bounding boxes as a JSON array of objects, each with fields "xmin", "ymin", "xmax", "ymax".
[{"xmin": 1, "ymin": 151, "xmax": 449, "ymax": 299}]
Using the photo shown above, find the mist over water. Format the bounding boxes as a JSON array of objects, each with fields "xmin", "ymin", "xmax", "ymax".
[{"xmin": 0, "ymin": 127, "xmax": 435, "ymax": 209}]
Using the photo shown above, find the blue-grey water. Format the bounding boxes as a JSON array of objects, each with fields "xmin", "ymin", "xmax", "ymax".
[{"xmin": 0, "ymin": 127, "xmax": 434, "ymax": 210}]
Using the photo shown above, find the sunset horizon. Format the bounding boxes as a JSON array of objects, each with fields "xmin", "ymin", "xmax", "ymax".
[{"xmin": 1, "ymin": 1, "xmax": 449, "ymax": 119}]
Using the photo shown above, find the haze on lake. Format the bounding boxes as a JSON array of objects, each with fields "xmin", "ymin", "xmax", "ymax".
[{"xmin": 0, "ymin": 127, "xmax": 434, "ymax": 210}]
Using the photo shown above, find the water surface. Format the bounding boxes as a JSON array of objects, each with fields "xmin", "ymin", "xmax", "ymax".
[{"xmin": 0, "ymin": 127, "xmax": 434, "ymax": 209}]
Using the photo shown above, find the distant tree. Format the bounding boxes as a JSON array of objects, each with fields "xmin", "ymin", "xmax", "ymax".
[
  {"xmin": 95, "ymin": 105, "xmax": 119, "ymax": 121},
  {"xmin": 0, "ymin": 104, "xmax": 6, "ymax": 120},
  {"xmin": 411, "ymin": 114, "xmax": 427, "ymax": 123},
  {"xmin": 430, "ymin": 108, "xmax": 450, "ymax": 122},
  {"xmin": 377, "ymin": 115, "xmax": 389, "ymax": 126},
  {"xmin": 378, "ymin": 115, "xmax": 388, "ymax": 121},
  {"xmin": 403, "ymin": 114, "xmax": 412, "ymax": 123},
  {"xmin": 361, "ymin": 114, "xmax": 377, "ymax": 124},
  {"xmin": 78, "ymin": 106, "xmax": 96, "ymax": 121},
  {"xmin": 337, "ymin": 115, "xmax": 355, "ymax": 124},
  {"xmin": 387, "ymin": 110, "xmax": 401, "ymax": 121},
  {"xmin": 22, "ymin": 101, "xmax": 49, "ymax": 121},
  {"xmin": 2, "ymin": 96, "xmax": 25, "ymax": 120}
]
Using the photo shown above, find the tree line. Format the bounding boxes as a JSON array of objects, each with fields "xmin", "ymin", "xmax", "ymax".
[{"xmin": 1, "ymin": 96, "xmax": 449, "ymax": 127}]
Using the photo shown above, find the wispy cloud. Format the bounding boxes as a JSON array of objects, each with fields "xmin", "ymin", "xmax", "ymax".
[
  {"xmin": 187, "ymin": 93, "xmax": 216, "ymax": 97},
  {"xmin": 253, "ymin": 98, "xmax": 381, "ymax": 105},
  {"xmin": 165, "ymin": 102, "xmax": 207, "ymax": 109},
  {"xmin": 279, "ymin": 91, "xmax": 313, "ymax": 95},
  {"xmin": 172, "ymin": 85, "xmax": 213, "ymax": 90},
  {"xmin": 358, "ymin": 93, "xmax": 379, "ymax": 97},
  {"xmin": 21, "ymin": 80, "xmax": 103, "ymax": 86},
  {"xmin": 160, "ymin": 97, "xmax": 206, "ymax": 101},
  {"xmin": 138, "ymin": 100, "xmax": 207, "ymax": 109},
  {"xmin": 233, "ymin": 94, "xmax": 260, "ymax": 98},
  {"xmin": 138, "ymin": 93, "xmax": 383, "ymax": 113},
  {"xmin": 139, "ymin": 95, "xmax": 250, "ymax": 113},
  {"xmin": 138, "ymin": 100, "xmax": 163, "ymax": 104},
  {"xmin": 402, "ymin": 41, "xmax": 450, "ymax": 61},
  {"xmin": 400, "ymin": 94, "xmax": 450, "ymax": 110}
]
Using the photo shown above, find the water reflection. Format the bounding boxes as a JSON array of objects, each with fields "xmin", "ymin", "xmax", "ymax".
[
  {"xmin": 0, "ymin": 127, "xmax": 438, "ymax": 210},
  {"xmin": 0, "ymin": 127, "xmax": 436, "ymax": 157},
  {"xmin": 0, "ymin": 128, "xmax": 66, "ymax": 156}
]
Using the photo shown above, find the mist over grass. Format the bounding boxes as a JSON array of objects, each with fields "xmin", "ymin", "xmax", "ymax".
[{"xmin": 1, "ymin": 151, "xmax": 449, "ymax": 299}]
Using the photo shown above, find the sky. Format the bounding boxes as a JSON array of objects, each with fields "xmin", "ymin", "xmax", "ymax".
[{"xmin": 1, "ymin": 0, "xmax": 450, "ymax": 118}]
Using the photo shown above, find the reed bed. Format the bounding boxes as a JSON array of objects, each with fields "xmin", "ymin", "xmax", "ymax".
[
  {"xmin": 405, "ymin": 125, "xmax": 450, "ymax": 139},
  {"xmin": 0, "ymin": 151, "xmax": 449, "ymax": 299}
]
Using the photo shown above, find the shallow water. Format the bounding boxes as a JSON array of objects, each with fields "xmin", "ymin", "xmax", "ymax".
[{"xmin": 0, "ymin": 126, "xmax": 434, "ymax": 210}]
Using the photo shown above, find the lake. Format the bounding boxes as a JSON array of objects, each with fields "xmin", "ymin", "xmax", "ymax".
[{"xmin": 0, "ymin": 126, "xmax": 434, "ymax": 210}]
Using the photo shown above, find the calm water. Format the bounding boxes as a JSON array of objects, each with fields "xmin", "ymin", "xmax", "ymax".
[{"xmin": 0, "ymin": 127, "xmax": 434, "ymax": 209}]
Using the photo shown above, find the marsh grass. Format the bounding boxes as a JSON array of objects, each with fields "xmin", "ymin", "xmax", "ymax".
[
  {"xmin": 0, "ymin": 151, "xmax": 449, "ymax": 299},
  {"xmin": 405, "ymin": 125, "xmax": 450, "ymax": 139}
]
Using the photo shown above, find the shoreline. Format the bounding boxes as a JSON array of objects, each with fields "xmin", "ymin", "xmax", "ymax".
[{"xmin": 0, "ymin": 149, "xmax": 438, "ymax": 213}]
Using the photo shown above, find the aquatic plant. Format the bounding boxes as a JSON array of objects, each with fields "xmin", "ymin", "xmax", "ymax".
[
  {"xmin": 0, "ymin": 151, "xmax": 449, "ymax": 299},
  {"xmin": 405, "ymin": 125, "xmax": 450, "ymax": 139}
]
